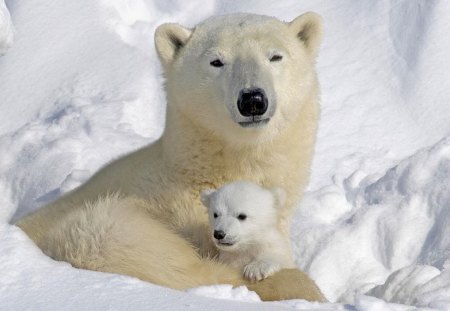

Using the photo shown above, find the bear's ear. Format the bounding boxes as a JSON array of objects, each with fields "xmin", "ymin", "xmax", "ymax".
[
  {"xmin": 200, "ymin": 189, "xmax": 215, "ymax": 208},
  {"xmin": 288, "ymin": 12, "xmax": 323, "ymax": 58},
  {"xmin": 154, "ymin": 23, "xmax": 193, "ymax": 67},
  {"xmin": 270, "ymin": 187, "xmax": 287, "ymax": 210}
]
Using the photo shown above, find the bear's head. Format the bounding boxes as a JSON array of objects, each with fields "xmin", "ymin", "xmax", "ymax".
[
  {"xmin": 200, "ymin": 181, "xmax": 286, "ymax": 251},
  {"xmin": 155, "ymin": 13, "xmax": 323, "ymax": 145}
]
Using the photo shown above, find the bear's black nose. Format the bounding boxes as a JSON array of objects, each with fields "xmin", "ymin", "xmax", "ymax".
[
  {"xmin": 237, "ymin": 88, "xmax": 268, "ymax": 117},
  {"xmin": 213, "ymin": 230, "xmax": 226, "ymax": 240}
]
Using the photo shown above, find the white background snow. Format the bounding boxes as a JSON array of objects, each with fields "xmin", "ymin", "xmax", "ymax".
[{"xmin": 1, "ymin": 0, "xmax": 449, "ymax": 310}]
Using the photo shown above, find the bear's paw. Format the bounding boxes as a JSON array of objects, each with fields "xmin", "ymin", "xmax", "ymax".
[{"xmin": 243, "ymin": 259, "xmax": 281, "ymax": 282}]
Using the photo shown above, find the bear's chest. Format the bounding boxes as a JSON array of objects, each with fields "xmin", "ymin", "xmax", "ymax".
[{"xmin": 218, "ymin": 249, "xmax": 257, "ymax": 269}]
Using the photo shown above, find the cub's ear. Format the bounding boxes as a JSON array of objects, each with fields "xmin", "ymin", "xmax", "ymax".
[
  {"xmin": 200, "ymin": 189, "xmax": 215, "ymax": 208},
  {"xmin": 270, "ymin": 187, "xmax": 287, "ymax": 210},
  {"xmin": 288, "ymin": 12, "xmax": 323, "ymax": 58},
  {"xmin": 154, "ymin": 23, "xmax": 193, "ymax": 67}
]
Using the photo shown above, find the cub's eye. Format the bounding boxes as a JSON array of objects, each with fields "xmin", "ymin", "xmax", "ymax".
[
  {"xmin": 210, "ymin": 59, "xmax": 224, "ymax": 67},
  {"xmin": 270, "ymin": 55, "xmax": 283, "ymax": 62},
  {"xmin": 237, "ymin": 214, "xmax": 247, "ymax": 221},
  {"xmin": 213, "ymin": 213, "xmax": 218, "ymax": 218}
]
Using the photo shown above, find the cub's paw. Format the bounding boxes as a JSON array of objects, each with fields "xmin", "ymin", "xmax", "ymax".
[{"xmin": 244, "ymin": 259, "xmax": 281, "ymax": 282}]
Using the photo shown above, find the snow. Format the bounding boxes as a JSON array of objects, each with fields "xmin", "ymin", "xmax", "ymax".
[
  {"xmin": 187, "ymin": 285, "xmax": 262, "ymax": 302},
  {"xmin": 0, "ymin": 0, "xmax": 13, "ymax": 55},
  {"xmin": 1, "ymin": 0, "xmax": 450, "ymax": 310},
  {"xmin": 292, "ymin": 137, "xmax": 450, "ymax": 304}
]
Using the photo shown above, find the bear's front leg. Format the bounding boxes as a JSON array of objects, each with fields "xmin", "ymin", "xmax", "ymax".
[{"xmin": 243, "ymin": 258, "xmax": 282, "ymax": 282}]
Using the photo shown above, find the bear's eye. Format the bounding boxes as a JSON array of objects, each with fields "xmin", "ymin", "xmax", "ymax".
[
  {"xmin": 237, "ymin": 214, "xmax": 247, "ymax": 221},
  {"xmin": 269, "ymin": 55, "xmax": 283, "ymax": 62},
  {"xmin": 210, "ymin": 59, "xmax": 224, "ymax": 67},
  {"xmin": 213, "ymin": 213, "xmax": 218, "ymax": 218}
]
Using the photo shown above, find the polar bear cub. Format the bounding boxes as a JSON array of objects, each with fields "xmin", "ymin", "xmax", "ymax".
[{"xmin": 201, "ymin": 181, "xmax": 296, "ymax": 281}]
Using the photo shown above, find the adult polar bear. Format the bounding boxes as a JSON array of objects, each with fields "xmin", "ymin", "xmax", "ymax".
[{"xmin": 16, "ymin": 12, "xmax": 325, "ymax": 301}]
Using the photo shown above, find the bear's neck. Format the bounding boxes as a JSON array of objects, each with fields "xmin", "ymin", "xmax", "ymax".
[
  {"xmin": 218, "ymin": 241, "xmax": 264, "ymax": 266},
  {"xmin": 161, "ymin": 96, "xmax": 318, "ymax": 194},
  {"xmin": 162, "ymin": 107, "xmax": 275, "ymax": 177}
]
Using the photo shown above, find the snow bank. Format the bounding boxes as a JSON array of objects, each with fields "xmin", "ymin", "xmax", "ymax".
[
  {"xmin": 187, "ymin": 285, "xmax": 261, "ymax": 303},
  {"xmin": 293, "ymin": 136, "xmax": 450, "ymax": 306},
  {"xmin": 1, "ymin": 0, "xmax": 450, "ymax": 310}
]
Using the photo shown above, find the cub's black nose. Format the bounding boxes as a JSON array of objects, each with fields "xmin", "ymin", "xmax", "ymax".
[
  {"xmin": 237, "ymin": 88, "xmax": 268, "ymax": 117},
  {"xmin": 213, "ymin": 230, "xmax": 226, "ymax": 240}
]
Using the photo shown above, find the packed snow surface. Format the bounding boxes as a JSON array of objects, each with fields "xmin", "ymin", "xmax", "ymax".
[{"xmin": 1, "ymin": 0, "xmax": 449, "ymax": 310}]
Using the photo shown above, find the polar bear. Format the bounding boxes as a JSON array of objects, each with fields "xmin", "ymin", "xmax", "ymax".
[
  {"xmin": 201, "ymin": 181, "xmax": 296, "ymax": 281},
  {"xmin": 16, "ymin": 12, "xmax": 325, "ymax": 302}
]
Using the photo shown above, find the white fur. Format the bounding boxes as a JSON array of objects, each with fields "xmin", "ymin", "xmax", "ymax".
[
  {"xmin": 201, "ymin": 181, "xmax": 295, "ymax": 281},
  {"xmin": 16, "ymin": 13, "xmax": 325, "ymax": 302}
]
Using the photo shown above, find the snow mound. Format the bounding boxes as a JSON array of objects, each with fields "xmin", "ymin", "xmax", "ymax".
[
  {"xmin": 293, "ymin": 137, "xmax": 450, "ymax": 305},
  {"xmin": 187, "ymin": 285, "xmax": 261, "ymax": 302},
  {"xmin": 0, "ymin": 0, "xmax": 14, "ymax": 55},
  {"xmin": 368, "ymin": 265, "xmax": 441, "ymax": 306}
]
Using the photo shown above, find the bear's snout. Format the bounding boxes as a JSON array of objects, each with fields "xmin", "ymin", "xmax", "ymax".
[
  {"xmin": 237, "ymin": 88, "xmax": 268, "ymax": 117},
  {"xmin": 213, "ymin": 230, "xmax": 226, "ymax": 240}
]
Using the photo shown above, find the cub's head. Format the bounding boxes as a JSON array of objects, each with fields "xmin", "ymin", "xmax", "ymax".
[
  {"xmin": 155, "ymin": 13, "xmax": 323, "ymax": 145},
  {"xmin": 200, "ymin": 181, "xmax": 286, "ymax": 251}
]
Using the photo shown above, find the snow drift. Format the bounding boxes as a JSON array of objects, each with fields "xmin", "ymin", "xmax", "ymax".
[
  {"xmin": 293, "ymin": 136, "xmax": 450, "ymax": 306},
  {"xmin": 0, "ymin": 0, "xmax": 449, "ymax": 310}
]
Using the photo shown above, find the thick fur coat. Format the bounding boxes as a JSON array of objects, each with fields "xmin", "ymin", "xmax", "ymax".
[
  {"xmin": 16, "ymin": 12, "xmax": 325, "ymax": 302},
  {"xmin": 201, "ymin": 182, "xmax": 296, "ymax": 281}
]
